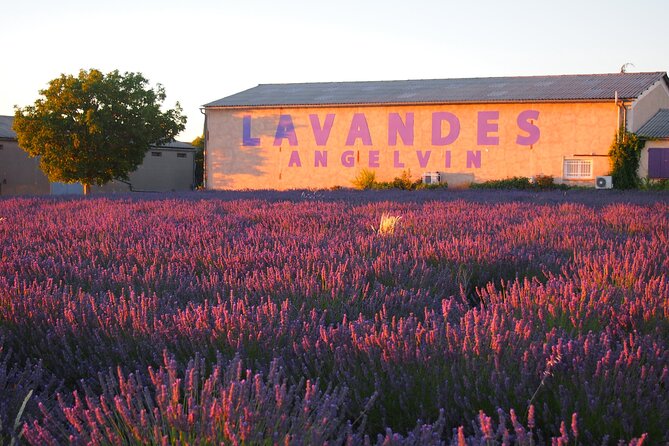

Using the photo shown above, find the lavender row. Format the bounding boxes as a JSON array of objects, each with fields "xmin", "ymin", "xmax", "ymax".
[{"xmin": 0, "ymin": 192, "xmax": 667, "ymax": 443}]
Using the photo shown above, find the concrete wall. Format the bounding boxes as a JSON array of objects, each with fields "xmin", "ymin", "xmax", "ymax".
[
  {"xmin": 95, "ymin": 147, "xmax": 195, "ymax": 193},
  {"xmin": 629, "ymin": 81, "xmax": 669, "ymax": 132},
  {"xmin": 0, "ymin": 139, "xmax": 50, "ymax": 195},
  {"xmin": 205, "ymin": 101, "xmax": 619, "ymax": 189}
]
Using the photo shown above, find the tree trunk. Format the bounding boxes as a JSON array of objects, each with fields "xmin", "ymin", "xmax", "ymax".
[{"xmin": 83, "ymin": 184, "xmax": 91, "ymax": 195}]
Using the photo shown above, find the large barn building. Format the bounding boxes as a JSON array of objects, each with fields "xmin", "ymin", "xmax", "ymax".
[{"xmin": 203, "ymin": 72, "xmax": 669, "ymax": 189}]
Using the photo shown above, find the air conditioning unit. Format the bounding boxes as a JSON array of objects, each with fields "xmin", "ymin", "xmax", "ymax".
[
  {"xmin": 595, "ymin": 176, "xmax": 613, "ymax": 189},
  {"xmin": 422, "ymin": 172, "xmax": 442, "ymax": 185}
]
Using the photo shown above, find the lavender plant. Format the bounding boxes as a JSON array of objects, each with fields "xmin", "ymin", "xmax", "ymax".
[{"xmin": 0, "ymin": 191, "xmax": 666, "ymax": 444}]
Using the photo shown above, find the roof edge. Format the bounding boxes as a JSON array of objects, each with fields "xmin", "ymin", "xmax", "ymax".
[
  {"xmin": 250, "ymin": 71, "xmax": 669, "ymax": 88},
  {"xmin": 204, "ymin": 97, "xmax": 629, "ymax": 110}
]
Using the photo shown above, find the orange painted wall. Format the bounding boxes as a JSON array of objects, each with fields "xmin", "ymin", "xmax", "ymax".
[{"xmin": 205, "ymin": 102, "xmax": 618, "ymax": 189}]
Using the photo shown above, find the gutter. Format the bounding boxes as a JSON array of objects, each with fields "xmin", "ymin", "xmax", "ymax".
[{"xmin": 203, "ymin": 97, "xmax": 640, "ymax": 111}]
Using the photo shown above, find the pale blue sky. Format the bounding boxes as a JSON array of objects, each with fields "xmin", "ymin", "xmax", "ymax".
[{"xmin": 1, "ymin": 0, "xmax": 667, "ymax": 142}]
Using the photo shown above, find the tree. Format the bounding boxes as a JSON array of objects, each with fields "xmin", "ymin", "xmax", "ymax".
[
  {"xmin": 191, "ymin": 135, "xmax": 204, "ymax": 188},
  {"xmin": 608, "ymin": 129, "xmax": 643, "ymax": 189},
  {"xmin": 13, "ymin": 69, "xmax": 186, "ymax": 194}
]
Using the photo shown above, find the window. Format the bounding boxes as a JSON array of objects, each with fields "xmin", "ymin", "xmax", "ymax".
[
  {"xmin": 0, "ymin": 144, "xmax": 4, "ymax": 150},
  {"xmin": 648, "ymin": 148, "xmax": 669, "ymax": 179},
  {"xmin": 151, "ymin": 151, "xmax": 162, "ymax": 157},
  {"xmin": 176, "ymin": 153, "xmax": 187, "ymax": 158},
  {"xmin": 563, "ymin": 159, "xmax": 592, "ymax": 179}
]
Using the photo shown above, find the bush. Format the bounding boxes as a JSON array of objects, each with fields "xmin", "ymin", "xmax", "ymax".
[
  {"xmin": 470, "ymin": 176, "xmax": 534, "ymax": 190},
  {"xmin": 639, "ymin": 178, "xmax": 669, "ymax": 190},
  {"xmin": 470, "ymin": 175, "xmax": 568, "ymax": 190},
  {"xmin": 609, "ymin": 130, "xmax": 643, "ymax": 189},
  {"xmin": 352, "ymin": 169, "xmax": 377, "ymax": 190},
  {"xmin": 355, "ymin": 169, "xmax": 447, "ymax": 191},
  {"xmin": 382, "ymin": 170, "xmax": 446, "ymax": 190},
  {"xmin": 533, "ymin": 174, "xmax": 555, "ymax": 189},
  {"xmin": 390, "ymin": 170, "xmax": 421, "ymax": 190}
]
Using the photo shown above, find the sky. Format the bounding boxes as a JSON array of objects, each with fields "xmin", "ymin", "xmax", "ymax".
[{"xmin": 1, "ymin": 0, "xmax": 667, "ymax": 143}]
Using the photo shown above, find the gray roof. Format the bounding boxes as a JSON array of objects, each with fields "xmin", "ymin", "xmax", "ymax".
[
  {"xmin": 637, "ymin": 109, "xmax": 669, "ymax": 138},
  {"xmin": 0, "ymin": 116, "xmax": 196, "ymax": 148},
  {"xmin": 152, "ymin": 140, "xmax": 198, "ymax": 151},
  {"xmin": 205, "ymin": 72, "xmax": 668, "ymax": 108},
  {"xmin": 0, "ymin": 115, "xmax": 16, "ymax": 140}
]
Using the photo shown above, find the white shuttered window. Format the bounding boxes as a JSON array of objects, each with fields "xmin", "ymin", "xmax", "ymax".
[{"xmin": 563, "ymin": 159, "xmax": 593, "ymax": 179}]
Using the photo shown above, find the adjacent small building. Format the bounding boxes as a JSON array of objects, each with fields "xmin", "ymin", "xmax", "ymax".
[
  {"xmin": 0, "ymin": 115, "xmax": 197, "ymax": 195},
  {"xmin": 203, "ymin": 72, "xmax": 669, "ymax": 189},
  {"xmin": 0, "ymin": 115, "xmax": 51, "ymax": 195},
  {"xmin": 637, "ymin": 109, "xmax": 669, "ymax": 179},
  {"xmin": 94, "ymin": 141, "xmax": 198, "ymax": 193}
]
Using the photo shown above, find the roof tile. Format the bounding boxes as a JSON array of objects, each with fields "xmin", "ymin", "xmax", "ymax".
[
  {"xmin": 637, "ymin": 109, "xmax": 669, "ymax": 138},
  {"xmin": 205, "ymin": 72, "xmax": 668, "ymax": 108},
  {"xmin": 0, "ymin": 115, "xmax": 16, "ymax": 139}
]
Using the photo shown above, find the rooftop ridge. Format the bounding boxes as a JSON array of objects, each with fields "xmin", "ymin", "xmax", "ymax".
[{"xmin": 253, "ymin": 71, "xmax": 668, "ymax": 87}]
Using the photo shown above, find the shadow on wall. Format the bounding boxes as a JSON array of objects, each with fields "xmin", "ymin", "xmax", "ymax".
[{"xmin": 209, "ymin": 113, "xmax": 308, "ymax": 189}]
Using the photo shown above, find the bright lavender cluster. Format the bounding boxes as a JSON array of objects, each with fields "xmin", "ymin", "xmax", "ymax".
[{"xmin": 0, "ymin": 190, "xmax": 666, "ymax": 445}]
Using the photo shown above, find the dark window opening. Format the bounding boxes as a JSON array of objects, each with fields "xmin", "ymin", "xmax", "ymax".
[
  {"xmin": 151, "ymin": 151, "xmax": 162, "ymax": 157},
  {"xmin": 177, "ymin": 153, "xmax": 187, "ymax": 158}
]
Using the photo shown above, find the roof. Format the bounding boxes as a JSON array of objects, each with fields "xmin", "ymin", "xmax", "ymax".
[
  {"xmin": 0, "ymin": 115, "xmax": 16, "ymax": 140},
  {"xmin": 205, "ymin": 72, "xmax": 669, "ymax": 108},
  {"xmin": 152, "ymin": 140, "xmax": 198, "ymax": 151},
  {"xmin": 0, "ymin": 116, "xmax": 195, "ymax": 148},
  {"xmin": 637, "ymin": 109, "xmax": 669, "ymax": 138}
]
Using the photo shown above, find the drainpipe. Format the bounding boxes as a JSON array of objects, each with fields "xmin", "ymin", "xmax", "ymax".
[
  {"xmin": 615, "ymin": 92, "xmax": 629, "ymax": 141},
  {"xmin": 615, "ymin": 91, "xmax": 620, "ymax": 142},
  {"xmin": 200, "ymin": 107, "xmax": 207, "ymax": 190}
]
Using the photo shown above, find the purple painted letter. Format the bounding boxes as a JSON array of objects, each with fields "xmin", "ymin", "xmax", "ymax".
[
  {"xmin": 274, "ymin": 115, "xmax": 298, "ymax": 146},
  {"xmin": 314, "ymin": 150, "xmax": 327, "ymax": 167},
  {"xmin": 394, "ymin": 151, "xmax": 405, "ymax": 168},
  {"xmin": 341, "ymin": 150, "xmax": 355, "ymax": 167},
  {"xmin": 432, "ymin": 112, "xmax": 460, "ymax": 145},
  {"xmin": 477, "ymin": 111, "xmax": 499, "ymax": 145},
  {"xmin": 388, "ymin": 112, "xmax": 414, "ymax": 146},
  {"xmin": 416, "ymin": 150, "xmax": 431, "ymax": 168},
  {"xmin": 288, "ymin": 151, "xmax": 302, "ymax": 167},
  {"xmin": 346, "ymin": 113, "xmax": 372, "ymax": 146},
  {"xmin": 369, "ymin": 150, "xmax": 380, "ymax": 168},
  {"xmin": 444, "ymin": 150, "xmax": 451, "ymax": 168},
  {"xmin": 467, "ymin": 150, "xmax": 482, "ymax": 168},
  {"xmin": 516, "ymin": 110, "xmax": 540, "ymax": 145},
  {"xmin": 243, "ymin": 115, "xmax": 260, "ymax": 146},
  {"xmin": 310, "ymin": 114, "xmax": 335, "ymax": 146}
]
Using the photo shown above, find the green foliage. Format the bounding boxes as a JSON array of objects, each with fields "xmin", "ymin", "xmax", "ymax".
[
  {"xmin": 390, "ymin": 169, "xmax": 421, "ymax": 190},
  {"xmin": 13, "ymin": 69, "xmax": 186, "ymax": 189},
  {"xmin": 192, "ymin": 135, "xmax": 205, "ymax": 188},
  {"xmin": 639, "ymin": 178, "xmax": 669, "ymax": 190},
  {"xmin": 470, "ymin": 176, "xmax": 534, "ymax": 190},
  {"xmin": 470, "ymin": 175, "xmax": 568, "ymax": 190},
  {"xmin": 414, "ymin": 182, "xmax": 448, "ymax": 190},
  {"xmin": 608, "ymin": 130, "xmax": 643, "ymax": 189},
  {"xmin": 352, "ymin": 168, "xmax": 377, "ymax": 190},
  {"xmin": 533, "ymin": 174, "xmax": 555, "ymax": 189},
  {"xmin": 353, "ymin": 169, "xmax": 448, "ymax": 190}
]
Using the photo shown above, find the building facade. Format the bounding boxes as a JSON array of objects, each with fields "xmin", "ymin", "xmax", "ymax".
[
  {"xmin": 0, "ymin": 116, "xmax": 51, "ymax": 195},
  {"xmin": 203, "ymin": 72, "xmax": 669, "ymax": 189},
  {"xmin": 94, "ymin": 141, "xmax": 198, "ymax": 193},
  {"xmin": 0, "ymin": 115, "xmax": 197, "ymax": 195}
]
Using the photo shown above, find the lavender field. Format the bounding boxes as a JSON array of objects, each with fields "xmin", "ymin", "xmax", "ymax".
[{"xmin": 0, "ymin": 190, "xmax": 667, "ymax": 445}]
